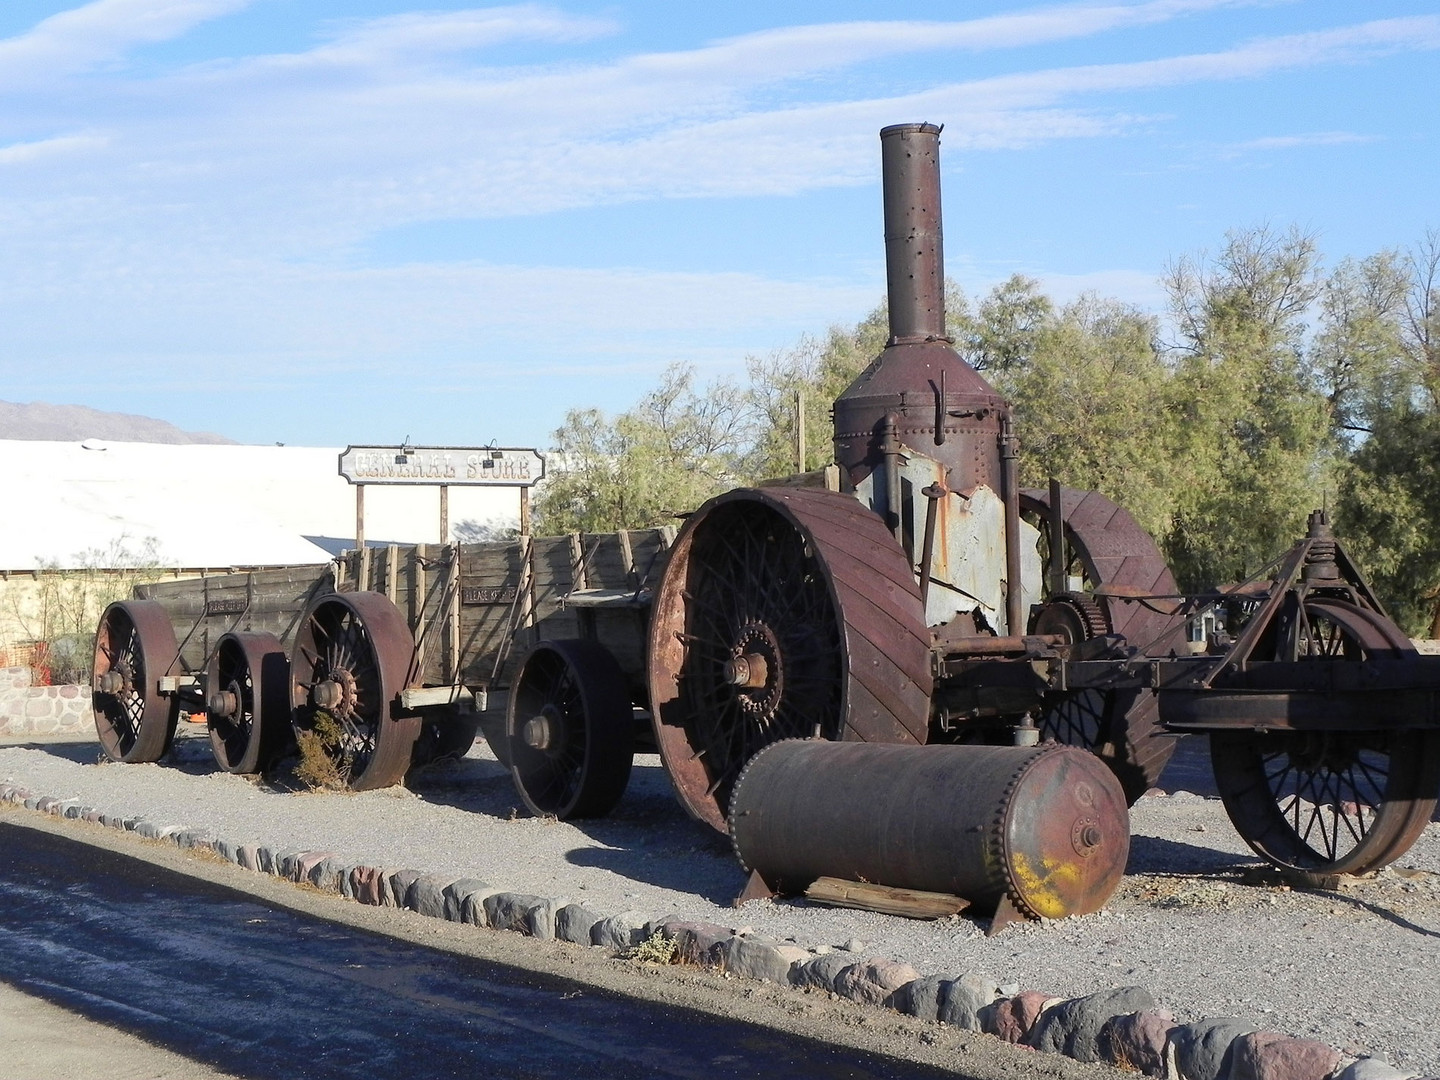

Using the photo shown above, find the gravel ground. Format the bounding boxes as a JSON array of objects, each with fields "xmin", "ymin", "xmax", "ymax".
[{"xmin": 3, "ymin": 730, "xmax": 1439, "ymax": 1074}]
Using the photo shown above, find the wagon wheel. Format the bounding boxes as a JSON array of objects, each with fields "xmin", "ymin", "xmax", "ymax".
[
  {"xmin": 92, "ymin": 600, "xmax": 180, "ymax": 763},
  {"xmin": 1211, "ymin": 598, "xmax": 1440, "ymax": 881},
  {"xmin": 412, "ymin": 707, "xmax": 482, "ymax": 766},
  {"xmin": 289, "ymin": 592, "xmax": 419, "ymax": 791},
  {"xmin": 506, "ymin": 639, "xmax": 634, "ymax": 819},
  {"xmin": 1021, "ymin": 488, "xmax": 1185, "ymax": 803},
  {"xmin": 648, "ymin": 488, "xmax": 931, "ymax": 831},
  {"xmin": 205, "ymin": 631, "xmax": 293, "ymax": 774}
]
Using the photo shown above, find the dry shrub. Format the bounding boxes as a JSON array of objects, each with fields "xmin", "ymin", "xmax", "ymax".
[{"xmin": 295, "ymin": 710, "xmax": 348, "ymax": 790}]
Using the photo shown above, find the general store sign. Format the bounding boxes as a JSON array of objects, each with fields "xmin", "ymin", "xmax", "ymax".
[{"xmin": 338, "ymin": 446, "xmax": 545, "ymax": 487}]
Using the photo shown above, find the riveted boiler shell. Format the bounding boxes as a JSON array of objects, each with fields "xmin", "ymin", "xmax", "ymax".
[{"xmin": 729, "ymin": 741, "xmax": 1129, "ymax": 919}]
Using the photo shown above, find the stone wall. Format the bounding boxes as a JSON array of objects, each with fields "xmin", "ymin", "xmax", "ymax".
[{"xmin": 0, "ymin": 667, "xmax": 91, "ymax": 737}]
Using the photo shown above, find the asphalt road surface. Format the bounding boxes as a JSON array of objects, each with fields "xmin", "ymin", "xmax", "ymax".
[{"xmin": 0, "ymin": 822, "xmax": 961, "ymax": 1080}]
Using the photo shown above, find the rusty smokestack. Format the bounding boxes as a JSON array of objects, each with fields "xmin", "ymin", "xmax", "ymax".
[{"xmin": 880, "ymin": 122, "xmax": 946, "ymax": 344}]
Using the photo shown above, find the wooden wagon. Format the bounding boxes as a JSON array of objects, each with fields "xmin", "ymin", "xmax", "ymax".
[{"xmin": 92, "ymin": 526, "xmax": 675, "ymax": 816}]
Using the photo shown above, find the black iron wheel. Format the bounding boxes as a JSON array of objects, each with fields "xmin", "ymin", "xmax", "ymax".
[
  {"xmin": 506, "ymin": 639, "xmax": 633, "ymax": 819},
  {"xmin": 205, "ymin": 631, "xmax": 292, "ymax": 774},
  {"xmin": 289, "ymin": 592, "xmax": 419, "ymax": 791},
  {"xmin": 412, "ymin": 707, "xmax": 482, "ymax": 766},
  {"xmin": 649, "ymin": 488, "xmax": 931, "ymax": 831},
  {"xmin": 1212, "ymin": 598, "xmax": 1440, "ymax": 880},
  {"xmin": 1021, "ymin": 488, "xmax": 1184, "ymax": 803},
  {"xmin": 92, "ymin": 600, "xmax": 180, "ymax": 763}
]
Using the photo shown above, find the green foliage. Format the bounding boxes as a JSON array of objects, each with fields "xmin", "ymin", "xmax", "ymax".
[
  {"xmin": 991, "ymin": 290, "xmax": 1175, "ymax": 542},
  {"xmin": 533, "ymin": 364, "xmax": 754, "ymax": 534},
  {"xmin": 1337, "ymin": 408, "xmax": 1440, "ymax": 635},
  {"xmin": 1160, "ymin": 226, "xmax": 1333, "ymax": 590},
  {"xmin": 531, "ymin": 223, "xmax": 1440, "ymax": 631},
  {"xmin": 7, "ymin": 535, "xmax": 164, "ymax": 684}
]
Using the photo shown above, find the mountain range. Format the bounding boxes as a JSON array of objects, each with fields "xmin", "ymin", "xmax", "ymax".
[{"xmin": 0, "ymin": 400, "xmax": 235, "ymax": 444}]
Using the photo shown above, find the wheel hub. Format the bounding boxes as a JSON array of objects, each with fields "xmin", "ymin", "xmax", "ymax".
[
  {"xmin": 208, "ymin": 685, "xmax": 240, "ymax": 718},
  {"xmin": 728, "ymin": 622, "xmax": 783, "ymax": 718},
  {"xmin": 96, "ymin": 668, "xmax": 129, "ymax": 696},
  {"xmin": 311, "ymin": 668, "xmax": 357, "ymax": 716},
  {"xmin": 522, "ymin": 706, "xmax": 566, "ymax": 754}
]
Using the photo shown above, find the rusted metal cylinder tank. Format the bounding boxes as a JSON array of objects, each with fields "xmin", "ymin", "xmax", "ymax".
[
  {"xmin": 729, "ymin": 740, "xmax": 1130, "ymax": 920},
  {"xmin": 832, "ymin": 122, "xmax": 1009, "ymax": 496}
]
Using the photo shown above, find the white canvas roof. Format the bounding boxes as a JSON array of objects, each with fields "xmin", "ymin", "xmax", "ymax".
[{"xmin": 0, "ymin": 440, "xmax": 523, "ymax": 570}]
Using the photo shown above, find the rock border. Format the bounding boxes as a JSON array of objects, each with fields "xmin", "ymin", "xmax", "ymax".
[{"xmin": 0, "ymin": 780, "xmax": 1423, "ymax": 1080}]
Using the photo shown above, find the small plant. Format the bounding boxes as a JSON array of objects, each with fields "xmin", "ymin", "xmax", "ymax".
[
  {"xmin": 623, "ymin": 931, "xmax": 678, "ymax": 965},
  {"xmin": 295, "ymin": 710, "xmax": 348, "ymax": 790}
]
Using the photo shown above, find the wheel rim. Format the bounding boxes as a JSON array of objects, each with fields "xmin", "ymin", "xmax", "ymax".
[
  {"xmin": 1212, "ymin": 598, "xmax": 1440, "ymax": 877},
  {"xmin": 506, "ymin": 639, "xmax": 633, "ymax": 819},
  {"xmin": 649, "ymin": 488, "xmax": 931, "ymax": 831},
  {"xmin": 206, "ymin": 632, "xmax": 290, "ymax": 774},
  {"xmin": 92, "ymin": 601, "xmax": 179, "ymax": 763},
  {"xmin": 1021, "ymin": 488, "xmax": 1184, "ymax": 802},
  {"xmin": 289, "ymin": 592, "xmax": 418, "ymax": 791}
]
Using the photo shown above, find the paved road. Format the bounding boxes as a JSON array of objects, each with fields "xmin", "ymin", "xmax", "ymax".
[{"xmin": 0, "ymin": 822, "xmax": 953, "ymax": 1080}]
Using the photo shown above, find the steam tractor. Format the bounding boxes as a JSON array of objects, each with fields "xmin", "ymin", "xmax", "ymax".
[{"xmin": 91, "ymin": 124, "xmax": 1440, "ymax": 922}]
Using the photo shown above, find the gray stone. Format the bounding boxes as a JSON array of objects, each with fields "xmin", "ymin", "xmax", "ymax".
[
  {"xmin": 404, "ymin": 874, "xmax": 456, "ymax": 919},
  {"xmin": 61, "ymin": 802, "xmax": 83, "ymax": 819},
  {"xmin": 891, "ymin": 974, "xmax": 947, "ymax": 1021},
  {"xmin": 790, "ymin": 952, "xmax": 854, "ymax": 992},
  {"xmin": 939, "ymin": 973, "xmax": 1002, "ymax": 1031},
  {"xmin": 214, "ymin": 840, "xmax": 239, "ymax": 864},
  {"xmin": 524, "ymin": 897, "xmax": 561, "ymax": 941},
  {"xmin": 134, "ymin": 820, "xmax": 163, "ymax": 839},
  {"xmin": 275, "ymin": 851, "xmax": 304, "ymax": 880},
  {"xmin": 174, "ymin": 829, "xmax": 210, "ymax": 849},
  {"xmin": 236, "ymin": 845, "xmax": 261, "ymax": 872},
  {"xmin": 592, "ymin": 910, "xmax": 650, "ymax": 949},
  {"xmin": 23, "ymin": 797, "xmax": 41, "ymax": 811},
  {"xmin": 1024, "ymin": 987, "xmax": 1157, "ymax": 1062},
  {"xmin": 834, "ymin": 959, "xmax": 922, "ymax": 1007},
  {"xmin": 308, "ymin": 857, "xmax": 349, "ymax": 893},
  {"xmin": 1098, "ymin": 1009, "xmax": 1176, "ymax": 1077},
  {"xmin": 654, "ymin": 920, "xmax": 732, "ymax": 968},
  {"xmin": 1172, "ymin": 1018, "xmax": 1260, "ymax": 1080},
  {"xmin": 101, "ymin": 814, "xmax": 124, "ymax": 830},
  {"xmin": 441, "ymin": 879, "xmax": 493, "ymax": 922},
  {"xmin": 556, "ymin": 904, "xmax": 603, "ymax": 946},
  {"xmin": 1335, "ymin": 1059, "xmax": 1419, "ymax": 1080},
  {"xmin": 35, "ymin": 797, "xmax": 58, "ymax": 814},
  {"xmin": 123, "ymin": 817, "xmax": 143, "ymax": 832},
  {"xmin": 716, "ymin": 936, "xmax": 805, "ymax": 985},
  {"xmin": 386, "ymin": 869, "xmax": 423, "ymax": 908},
  {"xmin": 1228, "ymin": 1032, "xmax": 1341, "ymax": 1080},
  {"xmin": 484, "ymin": 892, "xmax": 547, "ymax": 935}
]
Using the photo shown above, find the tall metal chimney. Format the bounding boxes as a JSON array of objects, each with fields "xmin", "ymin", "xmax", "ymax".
[
  {"xmin": 832, "ymin": 123, "xmax": 1009, "ymax": 497},
  {"xmin": 881, "ymin": 123, "xmax": 946, "ymax": 344}
]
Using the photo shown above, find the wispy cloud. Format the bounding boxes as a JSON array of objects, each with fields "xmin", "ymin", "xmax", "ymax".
[
  {"xmin": 0, "ymin": 133, "xmax": 108, "ymax": 165},
  {"xmin": 1223, "ymin": 130, "xmax": 1380, "ymax": 155},
  {"xmin": 0, "ymin": 1, "xmax": 1431, "ymax": 442},
  {"xmin": 0, "ymin": 0, "xmax": 251, "ymax": 86}
]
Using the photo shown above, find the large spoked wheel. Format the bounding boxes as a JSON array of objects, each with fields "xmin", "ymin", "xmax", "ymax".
[
  {"xmin": 1212, "ymin": 598, "xmax": 1440, "ymax": 881},
  {"xmin": 506, "ymin": 639, "xmax": 634, "ymax": 819},
  {"xmin": 290, "ymin": 592, "xmax": 419, "ymax": 791},
  {"xmin": 205, "ymin": 631, "xmax": 293, "ymax": 774},
  {"xmin": 92, "ymin": 600, "xmax": 180, "ymax": 763},
  {"xmin": 648, "ymin": 488, "xmax": 932, "ymax": 831},
  {"xmin": 1021, "ymin": 488, "xmax": 1185, "ymax": 803}
]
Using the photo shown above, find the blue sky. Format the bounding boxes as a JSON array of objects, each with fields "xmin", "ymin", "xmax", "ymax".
[{"xmin": 0, "ymin": 0, "xmax": 1436, "ymax": 448}]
